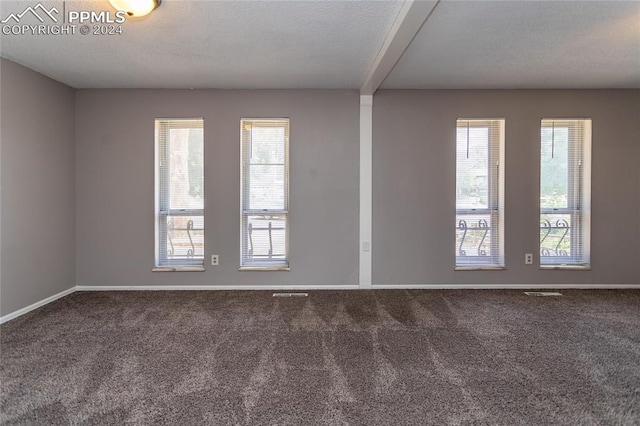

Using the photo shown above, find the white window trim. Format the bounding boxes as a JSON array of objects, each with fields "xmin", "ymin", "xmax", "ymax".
[
  {"xmin": 239, "ymin": 118, "xmax": 290, "ymax": 271},
  {"xmin": 154, "ymin": 118, "xmax": 205, "ymax": 270},
  {"xmin": 540, "ymin": 119, "xmax": 591, "ymax": 269},
  {"xmin": 152, "ymin": 267, "xmax": 206, "ymax": 272},
  {"xmin": 455, "ymin": 119, "xmax": 505, "ymax": 270}
]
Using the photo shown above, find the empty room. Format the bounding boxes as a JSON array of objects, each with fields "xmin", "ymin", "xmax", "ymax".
[{"xmin": 1, "ymin": 0, "xmax": 639, "ymax": 424}]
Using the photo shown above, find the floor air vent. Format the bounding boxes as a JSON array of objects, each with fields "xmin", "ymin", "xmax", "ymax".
[
  {"xmin": 272, "ymin": 293, "xmax": 308, "ymax": 298},
  {"xmin": 524, "ymin": 291, "xmax": 562, "ymax": 297}
]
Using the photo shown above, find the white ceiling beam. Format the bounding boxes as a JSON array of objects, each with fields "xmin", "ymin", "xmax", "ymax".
[{"xmin": 360, "ymin": 0, "xmax": 439, "ymax": 95}]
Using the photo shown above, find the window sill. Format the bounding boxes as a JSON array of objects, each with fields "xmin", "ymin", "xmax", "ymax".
[
  {"xmin": 539, "ymin": 265, "xmax": 591, "ymax": 271},
  {"xmin": 239, "ymin": 266, "xmax": 290, "ymax": 271},
  {"xmin": 455, "ymin": 266, "xmax": 507, "ymax": 271},
  {"xmin": 152, "ymin": 267, "xmax": 206, "ymax": 272}
]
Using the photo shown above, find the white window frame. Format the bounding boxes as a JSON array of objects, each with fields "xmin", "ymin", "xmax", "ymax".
[
  {"xmin": 540, "ymin": 119, "xmax": 591, "ymax": 269},
  {"xmin": 240, "ymin": 118, "xmax": 290, "ymax": 270},
  {"xmin": 455, "ymin": 119, "xmax": 505, "ymax": 270},
  {"xmin": 154, "ymin": 118, "xmax": 205, "ymax": 271}
]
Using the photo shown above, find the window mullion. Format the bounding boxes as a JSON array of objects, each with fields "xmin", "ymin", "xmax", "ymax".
[
  {"xmin": 455, "ymin": 119, "xmax": 505, "ymax": 268},
  {"xmin": 240, "ymin": 118, "xmax": 290, "ymax": 269},
  {"xmin": 155, "ymin": 118, "xmax": 204, "ymax": 268},
  {"xmin": 540, "ymin": 119, "xmax": 590, "ymax": 268}
]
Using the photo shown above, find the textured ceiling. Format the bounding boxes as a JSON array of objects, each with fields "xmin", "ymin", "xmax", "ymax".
[
  {"xmin": 0, "ymin": 0, "xmax": 638, "ymax": 89},
  {"xmin": 0, "ymin": 0, "xmax": 404, "ymax": 88},
  {"xmin": 383, "ymin": 0, "xmax": 640, "ymax": 89}
]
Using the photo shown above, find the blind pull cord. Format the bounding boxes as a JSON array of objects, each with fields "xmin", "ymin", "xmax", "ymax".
[
  {"xmin": 249, "ymin": 125, "xmax": 253, "ymax": 160},
  {"xmin": 466, "ymin": 122, "xmax": 470, "ymax": 159},
  {"xmin": 551, "ymin": 121, "xmax": 555, "ymax": 159}
]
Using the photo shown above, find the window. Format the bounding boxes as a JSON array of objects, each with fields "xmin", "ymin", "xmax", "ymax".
[
  {"xmin": 540, "ymin": 119, "xmax": 591, "ymax": 268},
  {"xmin": 240, "ymin": 119, "xmax": 290, "ymax": 269},
  {"xmin": 154, "ymin": 119, "xmax": 204, "ymax": 269},
  {"xmin": 456, "ymin": 119, "xmax": 505, "ymax": 268}
]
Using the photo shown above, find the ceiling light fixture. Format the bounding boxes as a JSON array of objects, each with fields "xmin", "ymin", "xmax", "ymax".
[{"xmin": 108, "ymin": 0, "xmax": 161, "ymax": 18}]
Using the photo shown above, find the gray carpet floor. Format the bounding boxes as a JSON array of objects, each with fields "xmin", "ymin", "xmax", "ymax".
[{"xmin": 1, "ymin": 289, "xmax": 639, "ymax": 425}]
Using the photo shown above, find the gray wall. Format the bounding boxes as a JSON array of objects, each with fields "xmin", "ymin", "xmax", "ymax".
[
  {"xmin": 2, "ymin": 69, "xmax": 638, "ymax": 316},
  {"xmin": 0, "ymin": 59, "xmax": 76, "ymax": 315},
  {"xmin": 75, "ymin": 90, "xmax": 360, "ymax": 286},
  {"xmin": 372, "ymin": 90, "xmax": 640, "ymax": 285}
]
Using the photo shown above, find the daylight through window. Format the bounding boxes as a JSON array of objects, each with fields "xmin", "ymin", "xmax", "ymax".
[
  {"xmin": 455, "ymin": 119, "xmax": 505, "ymax": 268},
  {"xmin": 540, "ymin": 119, "xmax": 591, "ymax": 268},
  {"xmin": 155, "ymin": 118, "xmax": 204, "ymax": 268},
  {"xmin": 240, "ymin": 118, "xmax": 290, "ymax": 269}
]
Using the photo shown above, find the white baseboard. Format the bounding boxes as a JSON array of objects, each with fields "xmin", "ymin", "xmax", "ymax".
[
  {"xmin": 2, "ymin": 283, "xmax": 638, "ymax": 324},
  {"xmin": 0, "ymin": 287, "xmax": 75, "ymax": 325},
  {"xmin": 75, "ymin": 284, "xmax": 360, "ymax": 291},
  {"xmin": 371, "ymin": 283, "xmax": 640, "ymax": 289}
]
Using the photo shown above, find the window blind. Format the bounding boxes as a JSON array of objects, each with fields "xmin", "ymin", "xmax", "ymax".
[
  {"xmin": 540, "ymin": 119, "xmax": 591, "ymax": 267},
  {"xmin": 455, "ymin": 119, "xmax": 505, "ymax": 268},
  {"xmin": 240, "ymin": 118, "xmax": 290, "ymax": 268},
  {"xmin": 155, "ymin": 118, "xmax": 204, "ymax": 267}
]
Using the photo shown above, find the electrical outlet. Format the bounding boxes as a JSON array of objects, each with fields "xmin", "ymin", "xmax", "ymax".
[
  {"xmin": 211, "ymin": 255, "xmax": 219, "ymax": 266},
  {"xmin": 525, "ymin": 253, "xmax": 533, "ymax": 265}
]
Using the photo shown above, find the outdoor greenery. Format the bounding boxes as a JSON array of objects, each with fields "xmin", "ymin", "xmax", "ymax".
[
  {"xmin": 456, "ymin": 127, "xmax": 489, "ymax": 208},
  {"xmin": 188, "ymin": 128, "xmax": 204, "ymax": 199},
  {"xmin": 540, "ymin": 127, "xmax": 568, "ymax": 209},
  {"xmin": 247, "ymin": 127, "xmax": 285, "ymax": 210}
]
